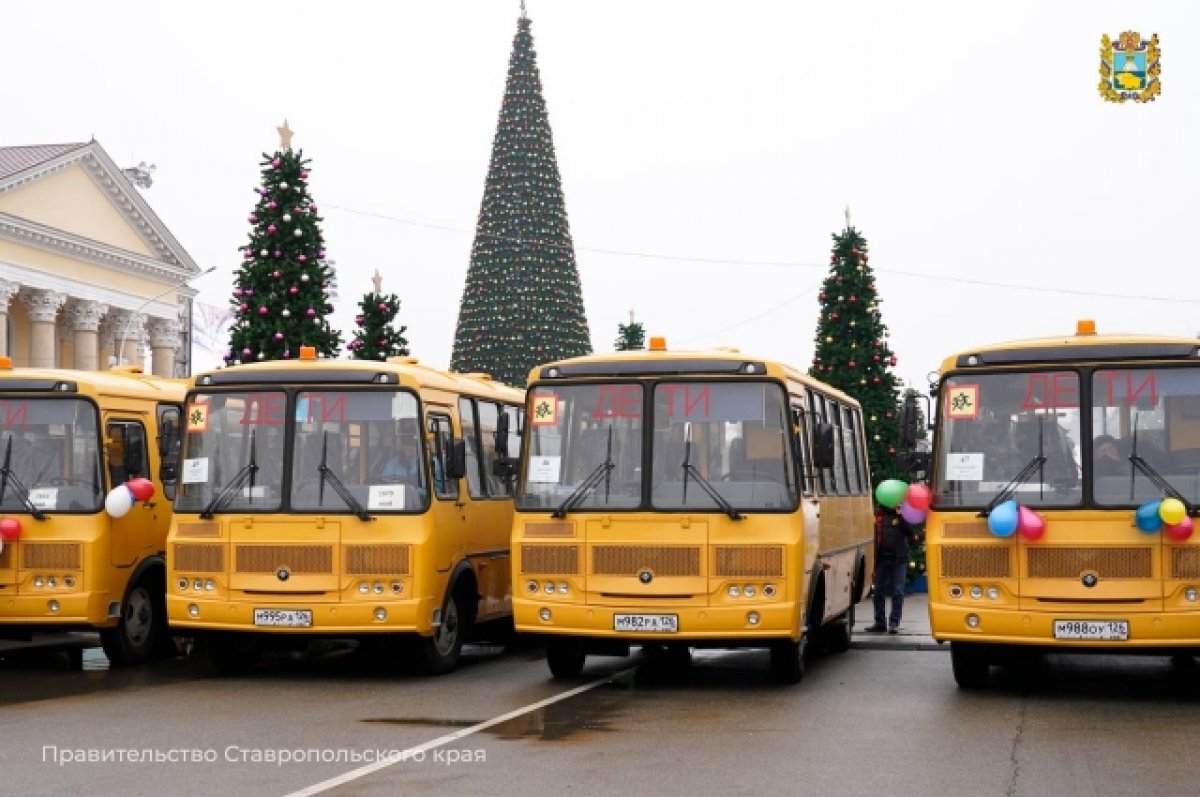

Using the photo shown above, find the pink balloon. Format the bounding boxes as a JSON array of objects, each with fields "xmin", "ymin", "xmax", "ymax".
[
  {"xmin": 1165, "ymin": 516, "xmax": 1194, "ymax": 542},
  {"xmin": 905, "ymin": 483, "xmax": 932, "ymax": 511},
  {"xmin": 899, "ymin": 500, "xmax": 926, "ymax": 525},
  {"xmin": 1017, "ymin": 505, "xmax": 1045, "ymax": 540}
]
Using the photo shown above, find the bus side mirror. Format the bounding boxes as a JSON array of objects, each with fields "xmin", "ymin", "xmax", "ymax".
[
  {"xmin": 445, "ymin": 439, "xmax": 467, "ymax": 480},
  {"xmin": 495, "ymin": 411, "xmax": 510, "ymax": 458},
  {"xmin": 813, "ymin": 422, "xmax": 836, "ymax": 468}
]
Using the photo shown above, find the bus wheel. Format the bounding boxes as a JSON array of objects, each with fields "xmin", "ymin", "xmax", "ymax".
[
  {"xmin": 769, "ymin": 635, "xmax": 807, "ymax": 684},
  {"xmin": 950, "ymin": 642, "xmax": 990, "ymax": 689},
  {"xmin": 206, "ymin": 632, "xmax": 263, "ymax": 675},
  {"xmin": 99, "ymin": 580, "xmax": 166, "ymax": 667},
  {"xmin": 416, "ymin": 591, "xmax": 465, "ymax": 675},
  {"xmin": 824, "ymin": 603, "xmax": 853, "ymax": 654},
  {"xmin": 545, "ymin": 638, "xmax": 586, "ymax": 678}
]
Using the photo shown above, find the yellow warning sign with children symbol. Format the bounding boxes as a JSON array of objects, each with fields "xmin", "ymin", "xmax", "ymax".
[
  {"xmin": 186, "ymin": 403, "xmax": 209, "ymax": 432},
  {"xmin": 531, "ymin": 394, "xmax": 558, "ymax": 426},
  {"xmin": 946, "ymin": 385, "xmax": 979, "ymax": 420}
]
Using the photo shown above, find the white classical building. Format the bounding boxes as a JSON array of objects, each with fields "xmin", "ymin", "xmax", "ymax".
[{"xmin": 0, "ymin": 140, "xmax": 203, "ymax": 376}]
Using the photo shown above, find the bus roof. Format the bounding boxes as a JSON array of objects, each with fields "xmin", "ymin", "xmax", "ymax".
[
  {"xmin": 938, "ymin": 324, "xmax": 1200, "ymax": 373},
  {"xmin": 190, "ymin": 357, "xmax": 523, "ymax": 402},
  {"xmin": 0, "ymin": 364, "xmax": 185, "ymax": 402},
  {"xmin": 529, "ymin": 346, "xmax": 861, "ymax": 407}
]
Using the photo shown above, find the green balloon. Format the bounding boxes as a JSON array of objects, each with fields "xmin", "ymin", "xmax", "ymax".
[{"xmin": 875, "ymin": 478, "xmax": 908, "ymax": 508}]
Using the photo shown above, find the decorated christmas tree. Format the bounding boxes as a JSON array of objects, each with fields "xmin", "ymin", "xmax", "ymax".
[
  {"xmin": 450, "ymin": 8, "xmax": 591, "ymax": 387},
  {"xmin": 614, "ymin": 311, "xmax": 646, "ymax": 351},
  {"xmin": 225, "ymin": 121, "xmax": 341, "ymax": 364},
  {"xmin": 809, "ymin": 212, "xmax": 903, "ymax": 485},
  {"xmin": 348, "ymin": 271, "xmax": 409, "ymax": 361}
]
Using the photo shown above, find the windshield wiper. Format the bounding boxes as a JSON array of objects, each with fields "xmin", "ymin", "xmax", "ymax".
[
  {"xmin": 681, "ymin": 422, "xmax": 742, "ymax": 520},
  {"xmin": 200, "ymin": 430, "xmax": 260, "ymax": 519},
  {"xmin": 552, "ymin": 427, "xmax": 615, "ymax": 519},
  {"xmin": 0, "ymin": 437, "xmax": 46, "ymax": 520},
  {"xmin": 315, "ymin": 432, "xmax": 371, "ymax": 521},
  {"xmin": 980, "ymin": 419, "xmax": 1046, "ymax": 517},
  {"xmin": 1128, "ymin": 419, "xmax": 1194, "ymax": 513}
]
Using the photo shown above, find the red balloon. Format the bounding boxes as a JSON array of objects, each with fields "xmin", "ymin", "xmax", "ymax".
[
  {"xmin": 1017, "ymin": 505, "xmax": 1045, "ymax": 541},
  {"xmin": 1165, "ymin": 516, "xmax": 1194, "ymax": 542},
  {"xmin": 125, "ymin": 478, "xmax": 155, "ymax": 502},
  {"xmin": 0, "ymin": 517, "xmax": 21, "ymax": 541},
  {"xmin": 905, "ymin": 483, "xmax": 933, "ymax": 511}
]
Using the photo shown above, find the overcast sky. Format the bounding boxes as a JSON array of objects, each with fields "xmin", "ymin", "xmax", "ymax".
[{"xmin": 6, "ymin": 1, "xmax": 1198, "ymax": 392}]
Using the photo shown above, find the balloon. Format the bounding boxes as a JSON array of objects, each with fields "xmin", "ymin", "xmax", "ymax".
[
  {"xmin": 1135, "ymin": 500, "xmax": 1163, "ymax": 533},
  {"xmin": 1159, "ymin": 497, "xmax": 1186, "ymax": 526},
  {"xmin": 899, "ymin": 500, "xmax": 926, "ymax": 525},
  {"xmin": 1017, "ymin": 505, "xmax": 1045, "ymax": 541},
  {"xmin": 0, "ymin": 516, "xmax": 20, "ymax": 541},
  {"xmin": 905, "ymin": 483, "xmax": 932, "ymax": 511},
  {"xmin": 105, "ymin": 486, "xmax": 134, "ymax": 519},
  {"xmin": 987, "ymin": 500, "xmax": 1019, "ymax": 537},
  {"xmin": 874, "ymin": 479, "xmax": 908, "ymax": 509},
  {"xmin": 1165, "ymin": 516, "xmax": 1194, "ymax": 542},
  {"xmin": 126, "ymin": 477, "xmax": 155, "ymax": 502}
]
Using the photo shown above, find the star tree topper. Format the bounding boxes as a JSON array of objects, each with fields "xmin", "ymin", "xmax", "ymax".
[{"xmin": 277, "ymin": 119, "xmax": 294, "ymax": 150}]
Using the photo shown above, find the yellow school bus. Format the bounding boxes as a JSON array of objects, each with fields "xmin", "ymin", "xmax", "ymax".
[
  {"xmin": 166, "ymin": 348, "xmax": 524, "ymax": 674},
  {"xmin": 0, "ymin": 360, "xmax": 185, "ymax": 664},
  {"xmin": 918, "ymin": 321, "xmax": 1200, "ymax": 687},
  {"xmin": 512, "ymin": 340, "xmax": 875, "ymax": 682}
]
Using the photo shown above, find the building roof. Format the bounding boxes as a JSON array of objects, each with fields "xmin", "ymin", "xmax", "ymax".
[{"xmin": 0, "ymin": 143, "xmax": 89, "ymax": 181}]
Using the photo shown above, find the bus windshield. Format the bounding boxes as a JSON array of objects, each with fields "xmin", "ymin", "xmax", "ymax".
[
  {"xmin": 517, "ymin": 380, "xmax": 797, "ymax": 513},
  {"xmin": 934, "ymin": 372, "xmax": 1083, "ymax": 509},
  {"xmin": 0, "ymin": 398, "xmax": 102, "ymax": 512}
]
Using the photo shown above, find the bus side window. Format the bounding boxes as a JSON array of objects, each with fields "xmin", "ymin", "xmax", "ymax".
[
  {"xmin": 458, "ymin": 397, "xmax": 484, "ymax": 499},
  {"xmin": 428, "ymin": 414, "xmax": 458, "ymax": 500},
  {"xmin": 157, "ymin": 405, "xmax": 181, "ymax": 499},
  {"xmin": 791, "ymin": 406, "xmax": 813, "ymax": 495},
  {"xmin": 107, "ymin": 421, "xmax": 148, "ymax": 486}
]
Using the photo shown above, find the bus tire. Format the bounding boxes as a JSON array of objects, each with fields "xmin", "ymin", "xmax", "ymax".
[
  {"xmin": 824, "ymin": 603, "xmax": 853, "ymax": 654},
  {"xmin": 99, "ymin": 577, "xmax": 167, "ymax": 667},
  {"xmin": 206, "ymin": 632, "xmax": 263, "ymax": 675},
  {"xmin": 415, "ymin": 590, "xmax": 466, "ymax": 675},
  {"xmin": 769, "ymin": 635, "xmax": 806, "ymax": 684},
  {"xmin": 545, "ymin": 638, "xmax": 586, "ymax": 678},
  {"xmin": 950, "ymin": 642, "xmax": 990, "ymax": 689}
]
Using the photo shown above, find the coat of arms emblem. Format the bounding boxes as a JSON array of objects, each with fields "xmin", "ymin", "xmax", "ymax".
[{"xmin": 1100, "ymin": 31, "xmax": 1160, "ymax": 103}]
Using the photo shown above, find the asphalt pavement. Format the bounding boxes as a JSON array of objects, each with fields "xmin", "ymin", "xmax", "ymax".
[{"xmin": 852, "ymin": 590, "xmax": 942, "ymax": 651}]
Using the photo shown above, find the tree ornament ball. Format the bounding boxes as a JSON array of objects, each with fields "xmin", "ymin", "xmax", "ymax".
[
  {"xmin": 310, "ymin": 204, "xmax": 318, "ymax": 212},
  {"xmin": 289, "ymin": 287, "xmax": 299, "ymax": 296},
  {"xmin": 238, "ymin": 302, "xmax": 249, "ymax": 313},
  {"xmin": 268, "ymin": 201, "xmax": 278, "ymax": 210},
  {"xmin": 274, "ymin": 332, "xmax": 284, "ymax": 341},
  {"xmin": 355, "ymin": 315, "xmax": 364, "ymax": 326},
  {"xmin": 258, "ymin": 306, "xmax": 268, "ymax": 316},
  {"xmin": 272, "ymin": 270, "xmax": 281, "ymax": 279},
  {"xmin": 301, "ymin": 274, "xmax": 310, "ymax": 283},
  {"xmin": 282, "ymin": 309, "xmax": 291, "ymax": 318},
  {"xmin": 849, "ymin": 320, "xmax": 856, "ymax": 327},
  {"xmin": 257, "ymin": 352, "xmax": 264, "ymax": 360},
  {"xmin": 242, "ymin": 347, "xmax": 252, "ymax": 356},
  {"xmin": 271, "ymin": 158, "xmax": 281, "ymax": 168},
  {"xmin": 298, "ymin": 254, "xmax": 308, "ymax": 263},
  {"xmin": 293, "ymin": 229, "xmax": 303, "ymax": 238},
  {"xmin": 267, "ymin": 224, "xmax": 277, "ymax": 234},
  {"xmin": 273, "ymin": 250, "xmax": 282, "ymax": 258},
  {"xmin": 283, "ymin": 350, "xmax": 291, "ymax": 358},
  {"xmin": 280, "ymin": 182, "xmax": 289, "ymax": 190},
  {"xmin": 259, "ymin": 248, "xmax": 269, "ymax": 257},
  {"xmin": 848, "ymin": 360, "xmax": 856, "ymax": 368},
  {"xmin": 378, "ymin": 303, "xmax": 388, "ymax": 312},
  {"xmin": 306, "ymin": 308, "xmax": 316, "ymax": 318},
  {"xmin": 825, "ymin": 336, "xmax": 834, "ymax": 343}
]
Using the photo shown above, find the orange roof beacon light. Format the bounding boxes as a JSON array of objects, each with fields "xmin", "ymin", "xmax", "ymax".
[
  {"xmin": 1076, "ymin": 319, "xmax": 1097, "ymax": 336},
  {"xmin": 0, "ymin": 356, "xmax": 11, "ymax": 370},
  {"xmin": 299, "ymin": 346, "xmax": 317, "ymax": 360},
  {"xmin": 648, "ymin": 336, "xmax": 667, "ymax": 352}
]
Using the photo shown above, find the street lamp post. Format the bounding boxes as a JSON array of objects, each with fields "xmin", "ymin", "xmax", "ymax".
[{"xmin": 115, "ymin": 266, "xmax": 216, "ymax": 369}]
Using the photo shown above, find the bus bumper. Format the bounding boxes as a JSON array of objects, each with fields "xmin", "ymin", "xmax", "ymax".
[
  {"xmin": 930, "ymin": 602, "xmax": 1200, "ymax": 648},
  {"xmin": 513, "ymin": 600, "xmax": 803, "ymax": 643},
  {"xmin": 0, "ymin": 591, "xmax": 113, "ymax": 628},
  {"xmin": 166, "ymin": 595, "xmax": 440, "ymax": 635}
]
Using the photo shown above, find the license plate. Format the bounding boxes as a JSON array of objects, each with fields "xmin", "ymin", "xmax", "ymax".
[
  {"xmin": 1053, "ymin": 619, "xmax": 1128, "ymax": 641},
  {"xmin": 253, "ymin": 608, "xmax": 312, "ymax": 628},
  {"xmin": 613, "ymin": 613, "xmax": 678, "ymax": 633}
]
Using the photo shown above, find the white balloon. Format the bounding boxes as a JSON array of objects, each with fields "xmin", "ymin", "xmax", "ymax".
[
  {"xmin": 0, "ymin": 538, "xmax": 4, "ymax": 555},
  {"xmin": 105, "ymin": 487, "xmax": 133, "ymax": 518}
]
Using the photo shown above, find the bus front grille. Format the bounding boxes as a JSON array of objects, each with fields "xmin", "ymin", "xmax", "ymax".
[
  {"xmin": 235, "ymin": 545, "xmax": 333, "ymax": 574},
  {"xmin": 592, "ymin": 546, "xmax": 701, "ymax": 577},
  {"xmin": 941, "ymin": 545, "xmax": 1010, "ymax": 579},
  {"xmin": 22, "ymin": 543, "xmax": 81, "ymax": 570},
  {"xmin": 0, "ymin": 544, "xmax": 13, "ymax": 570},
  {"xmin": 1027, "ymin": 547, "xmax": 1152, "ymax": 580},
  {"xmin": 713, "ymin": 546, "xmax": 783, "ymax": 577},
  {"xmin": 941, "ymin": 521, "xmax": 993, "ymax": 539},
  {"xmin": 523, "ymin": 521, "xmax": 575, "ymax": 538},
  {"xmin": 344, "ymin": 545, "xmax": 410, "ymax": 576},
  {"xmin": 1170, "ymin": 547, "xmax": 1200, "ymax": 580},
  {"xmin": 521, "ymin": 544, "xmax": 579, "ymax": 575},
  {"xmin": 174, "ymin": 543, "xmax": 223, "ymax": 573}
]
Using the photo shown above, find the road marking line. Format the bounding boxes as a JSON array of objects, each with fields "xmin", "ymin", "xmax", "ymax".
[{"xmin": 283, "ymin": 669, "xmax": 633, "ymax": 796}]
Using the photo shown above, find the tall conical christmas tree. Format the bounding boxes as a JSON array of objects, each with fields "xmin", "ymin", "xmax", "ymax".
[
  {"xmin": 226, "ymin": 121, "xmax": 341, "ymax": 364},
  {"xmin": 450, "ymin": 9, "xmax": 591, "ymax": 387},
  {"xmin": 348, "ymin": 270, "xmax": 409, "ymax": 361},
  {"xmin": 809, "ymin": 214, "xmax": 902, "ymax": 485},
  {"xmin": 614, "ymin": 311, "xmax": 646, "ymax": 351}
]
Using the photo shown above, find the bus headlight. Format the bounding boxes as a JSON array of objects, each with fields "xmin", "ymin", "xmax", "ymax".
[
  {"xmin": 727, "ymin": 585, "xmax": 741, "ymax": 598},
  {"xmin": 544, "ymin": 582, "xmax": 556, "ymax": 594},
  {"xmin": 557, "ymin": 582, "xmax": 569, "ymax": 594},
  {"xmin": 743, "ymin": 584, "xmax": 757, "ymax": 598},
  {"xmin": 966, "ymin": 614, "xmax": 980, "ymax": 628},
  {"xmin": 969, "ymin": 585, "xmax": 983, "ymax": 600},
  {"xmin": 177, "ymin": 577, "xmax": 189, "ymax": 591},
  {"xmin": 358, "ymin": 582, "xmax": 369, "ymax": 594},
  {"xmin": 373, "ymin": 582, "xmax": 384, "ymax": 595},
  {"xmin": 1186, "ymin": 587, "xmax": 1198, "ymax": 602},
  {"xmin": 374, "ymin": 608, "xmax": 387, "ymax": 622},
  {"xmin": 188, "ymin": 604, "xmax": 200, "ymax": 618},
  {"xmin": 391, "ymin": 581, "xmax": 403, "ymax": 594},
  {"xmin": 763, "ymin": 584, "xmax": 777, "ymax": 598},
  {"xmin": 949, "ymin": 584, "xmax": 963, "ymax": 599},
  {"xmin": 34, "ymin": 576, "xmax": 45, "ymax": 588},
  {"xmin": 526, "ymin": 580, "xmax": 539, "ymax": 594},
  {"xmin": 205, "ymin": 579, "xmax": 216, "ymax": 591},
  {"xmin": 746, "ymin": 612, "xmax": 760, "ymax": 626},
  {"xmin": 539, "ymin": 608, "xmax": 552, "ymax": 622},
  {"xmin": 192, "ymin": 579, "xmax": 203, "ymax": 592},
  {"xmin": 47, "ymin": 600, "xmax": 60, "ymax": 613},
  {"xmin": 64, "ymin": 576, "xmax": 75, "ymax": 589},
  {"xmin": 986, "ymin": 586, "xmax": 1000, "ymax": 600}
]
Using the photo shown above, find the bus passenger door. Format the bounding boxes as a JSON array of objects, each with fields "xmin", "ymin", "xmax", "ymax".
[
  {"xmin": 427, "ymin": 412, "xmax": 465, "ymax": 570},
  {"xmin": 105, "ymin": 418, "xmax": 162, "ymax": 567}
]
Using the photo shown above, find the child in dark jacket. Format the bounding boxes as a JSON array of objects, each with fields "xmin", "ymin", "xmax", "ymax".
[{"xmin": 866, "ymin": 507, "xmax": 914, "ymax": 634}]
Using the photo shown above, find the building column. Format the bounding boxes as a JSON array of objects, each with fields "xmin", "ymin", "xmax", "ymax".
[
  {"xmin": 147, "ymin": 317, "xmax": 183, "ymax": 377},
  {"xmin": 102, "ymin": 310, "xmax": 145, "ymax": 368},
  {"xmin": 0, "ymin": 280, "xmax": 20, "ymax": 357},
  {"xmin": 65, "ymin": 300, "xmax": 109, "ymax": 371},
  {"xmin": 19, "ymin": 289, "xmax": 67, "ymax": 368}
]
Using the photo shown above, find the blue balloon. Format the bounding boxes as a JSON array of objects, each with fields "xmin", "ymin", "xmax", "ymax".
[
  {"xmin": 988, "ymin": 500, "xmax": 1019, "ymax": 537},
  {"xmin": 1135, "ymin": 500, "xmax": 1164, "ymax": 533}
]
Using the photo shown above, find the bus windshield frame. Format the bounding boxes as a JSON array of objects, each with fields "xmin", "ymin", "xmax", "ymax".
[{"xmin": 0, "ymin": 397, "xmax": 102, "ymax": 513}]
